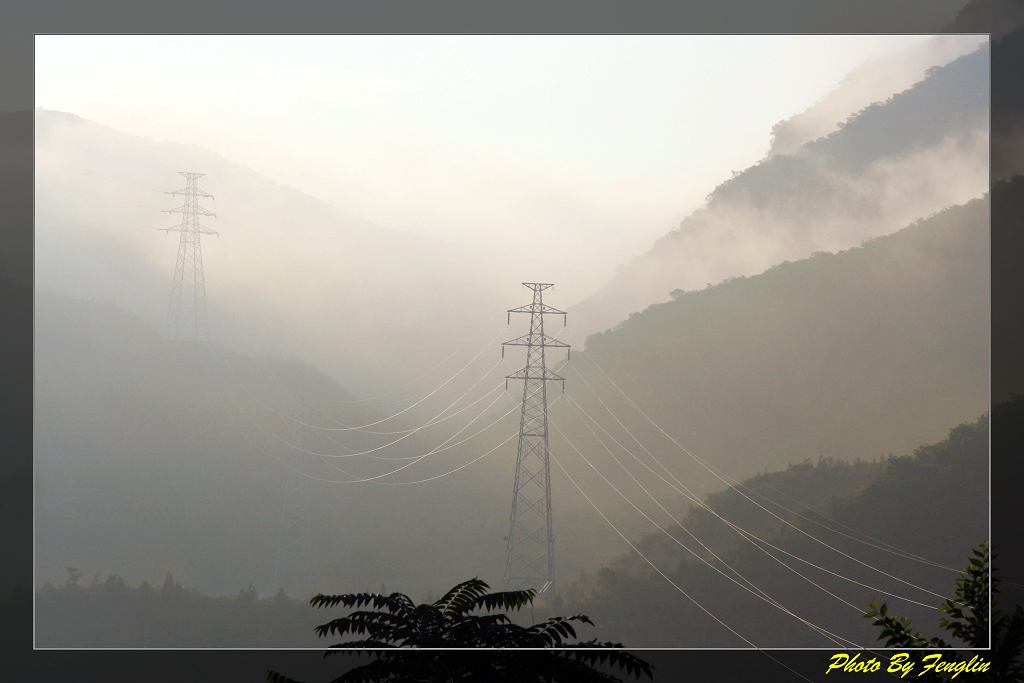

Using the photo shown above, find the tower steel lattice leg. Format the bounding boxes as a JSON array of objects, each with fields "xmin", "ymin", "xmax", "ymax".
[
  {"xmin": 502, "ymin": 283, "xmax": 570, "ymax": 596},
  {"xmin": 162, "ymin": 172, "xmax": 217, "ymax": 341}
]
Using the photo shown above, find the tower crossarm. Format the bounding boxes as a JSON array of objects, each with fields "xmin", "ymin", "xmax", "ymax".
[
  {"xmin": 167, "ymin": 187, "xmax": 214, "ymax": 199},
  {"xmin": 507, "ymin": 303, "xmax": 566, "ymax": 325},
  {"xmin": 505, "ymin": 367, "xmax": 565, "ymax": 383},
  {"xmin": 160, "ymin": 223, "xmax": 219, "ymax": 236},
  {"xmin": 508, "ymin": 302, "xmax": 565, "ymax": 315},
  {"xmin": 501, "ymin": 333, "xmax": 570, "ymax": 350},
  {"xmin": 164, "ymin": 204, "xmax": 217, "ymax": 218}
]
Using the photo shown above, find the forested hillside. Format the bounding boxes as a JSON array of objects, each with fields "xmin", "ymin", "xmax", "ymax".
[
  {"xmin": 30, "ymin": 409, "xmax": 989, "ymax": 648},
  {"xmin": 33, "ymin": 292, "xmax": 521, "ymax": 600},
  {"xmin": 571, "ymin": 44, "xmax": 988, "ymax": 338},
  {"xmin": 555, "ymin": 412, "xmax": 988, "ymax": 647},
  {"xmin": 33, "ymin": 109, "xmax": 517, "ymax": 399},
  {"xmin": 34, "ymin": 191, "xmax": 991, "ymax": 643},
  {"xmin": 34, "ymin": 575, "xmax": 321, "ymax": 648},
  {"xmin": 564, "ymin": 195, "xmax": 988, "ymax": 498}
]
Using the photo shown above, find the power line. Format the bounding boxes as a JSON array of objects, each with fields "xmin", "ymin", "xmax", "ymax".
[
  {"xmin": 217, "ymin": 352, "xmax": 524, "ymax": 481},
  {"xmin": 565, "ymin": 352, "xmax": 953, "ymax": 607},
  {"xmin": 560, "ymin": 394, "xmax": 937, "ymax": 612},
  {"xmin": 550, "ymin": 413, "xmax": 860, "ymax": 647},
  {"xmin": 220, "ymin": 344, "xmax": 508, "ymax": 443},
  {"xmin": 549, "ymin": 448, "xmax": 757, "ymax": 647},
  {"xmin": 309, "ymin": 315, "xmax": 509, "ymax": 406},
  {"xmin": 200, "ymin": 342, "xmax": 521, "ymax": 486},
  {"xmin": 231, "ymin": 367, "xmax": 510, "ymax": 462},
  {"xmin": 272, "ymin": 325, "xmax": 510, "ymax": 433},
  {"xmin": 570, "ymin": 331, "xmax": 961, "ymax": 574},
  {"xmin": 213, "ymin": 341, "xmax": 517, "ymax": 468}
]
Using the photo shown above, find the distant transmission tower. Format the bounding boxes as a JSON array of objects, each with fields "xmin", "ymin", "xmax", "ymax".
[
  {"xmin": 273, "ymin": 402, "xmax": 315, "ymax": 596},
  {"xmin": 502, "ymin": 283, "xmax": 570, "ymax": 596},
  {"xmin": 162, "ymin": 172, "xmax": 217, "ymax": 340}
]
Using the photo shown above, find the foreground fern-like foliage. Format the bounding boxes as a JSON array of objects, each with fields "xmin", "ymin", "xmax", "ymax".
[
  {"xmin": 267, "ymin": 578, "xmax": 653, "ymax": 682},
  {"xmin": 864, "ymin": 541, "xmax": 1024, "ymax": 682}
]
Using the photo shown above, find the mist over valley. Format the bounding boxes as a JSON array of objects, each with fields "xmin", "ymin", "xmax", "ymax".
[{"xmin": 26, "ymin": 34, "xmax": 996, "ymax": 648}]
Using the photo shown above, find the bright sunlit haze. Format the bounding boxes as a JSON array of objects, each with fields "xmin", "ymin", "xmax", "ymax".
[{"xmin": 35, "ymin": 34, "xmax": 972, "ymax": 304}]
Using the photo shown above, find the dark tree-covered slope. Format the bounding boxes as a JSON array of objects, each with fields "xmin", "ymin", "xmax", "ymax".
[
  {"xmin": 562, "ymin": 195, "xmax": 987, "ymax": 495},
  {"xmin": 557, "ymin": 413, "xmax": 988, "ymax": 647}
]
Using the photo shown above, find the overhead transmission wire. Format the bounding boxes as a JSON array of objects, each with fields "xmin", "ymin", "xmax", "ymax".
[
  {"xmin": 517, "ymin": 297, "xmax": 853, "ymax": 647},
  {"xmin": 562, "ymin": 374, "xmax": 937, "ymax": 613},
  {"xmin": 222, "ymin": 369, "xmax": 518, "ymax": 486},
  {"xmin": 223, "ymin": 340, "xmax": 508, "ymax": 440},
  {"xmin": 185, "ymin": 283, "xmax": 519, "ymax": 483},
  {"xmin": 565, "ymin": 356, "xmax": 946, "ymax": 606},
  {"xmin": 253, "ymin": 356, "xmax": 357, "ymax": 456},
  {"xmin": 576, "ymin": 336, "xmax": 963, "ymax": 574},
  {"xmin": 552, "ymin": 405, "xmax": 888, "ymax": 681},
  {"xmin": 212, "ymin": 320, "xmax": 507, "ymax": 440},
  {"xmin": 557, "ymin": 392, "xmax": 871, "ymax": 617},
  {"xmin": 553, "ymin": 441, "xmax": 884, "ymax": 682},
  {"xmin": 211, "ymin": 341, "xmax": 514, "ymax": 464},
  {"xmin": 271, "ymin": 324, "xmax": 511, "ymax": 433},
  {"xmin": 313, "ymin": 388, "xmax": 518, "ymax": 483},
  {"xmin": 306, "ymin": 354, "xmax": 568, "ymax": 465},
  {"xmin": 309, "ymin": 314, "xmax": 509, "ymax": 406},
  {"xmin": 351, "ymin": 391, "xmax": 569, "ymax": 486},
  {"xmin": 192, "ymin": 305, "xmax": 880, "ymax": 668},
  {"xmin": 561, "ymin": 348, "xmax": 950, "ymax": 610},
  {"xmin": 548, "ymin": 447, "xmax": 757, "ymax": 647},
  {"xmin": 288, "ymin": 357, "xmax": 508, "ymax": 435},
  {"xmin": 561, "ymin": 392, "xmax": 939, "ymax": 614},
  {"xmin": 573, "ymin": 331, "xmax": 962, "ymax": 573},
  {"xmin": 556, "ymin": 361, "xmax": 949, "ymax": 676},
  {"xmin": 495, "ymin": 308, "xmax": 854, "ymax": 648},
  {"xmin": 203, "ymin": 341, "xmax": 520, "ymax": 484},
  {"xmin": 201, "ymin": 342, "xmax": 358, "ymax": 483},
  {"xmin": 548, "ymin": 409, "xmax": 860, "ymax": 648},
  {"xmin": 298, "ymin": 356, "xmax": 570, "ymax": 482}
]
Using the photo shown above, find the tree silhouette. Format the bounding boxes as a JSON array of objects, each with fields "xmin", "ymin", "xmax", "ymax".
[
  {"xmin": 864, "ymin": 541, "xmax": 1024, "ymax": 681},
  {"xmin": 267, "ymin": 578, "xmax": 653, "ymax": 683}
]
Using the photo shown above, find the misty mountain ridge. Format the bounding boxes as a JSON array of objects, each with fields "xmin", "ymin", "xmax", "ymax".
[
  {"xmin": 766, "ymin": 34, "xmax": 983, "ymax": 158},
  {"xmin": 34, "ymin": 290, "xmax": 665, "ymax": 601},
  {"xmin": 564, "ymin": 193, "xmax": 987, "ymax": 500},
  {"xmin": 34, "ymin": 108, "xmax": 523, "ymax": 401},
  {"xmin": 29, "ymin": 41, "xmax": 993, "ymax": 646},
  {"xmin": 33, "ymin": 188, "xmax": 988, "ymax": 643},
  {"xmin": 35, "ymin": 39, "xmax": 989, "ymax": 396},
  {"xmin": 35, "ymin": 291, "xmax": 505, "ymax": 596},
  {"xmin": 570, "ymin": 43, "xmax": 988, "ymax": 341}
]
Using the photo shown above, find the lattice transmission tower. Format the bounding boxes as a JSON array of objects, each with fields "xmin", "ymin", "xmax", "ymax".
[
  {"xmin": 502, "ymin": 283, "xmax": 570, "ymax": 596},
  {"xmin": 273, "ymin": 402, "xmax": 315, "ymax": 596},
  {"xmin": 162, "ymin": 172, "xmax": 217, "ymax": 341}
]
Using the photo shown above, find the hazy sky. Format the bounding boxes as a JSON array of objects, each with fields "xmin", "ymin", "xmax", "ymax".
[{"xmin": 36, "ymin": 35, "xmax": 935, "ymax": 266}]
